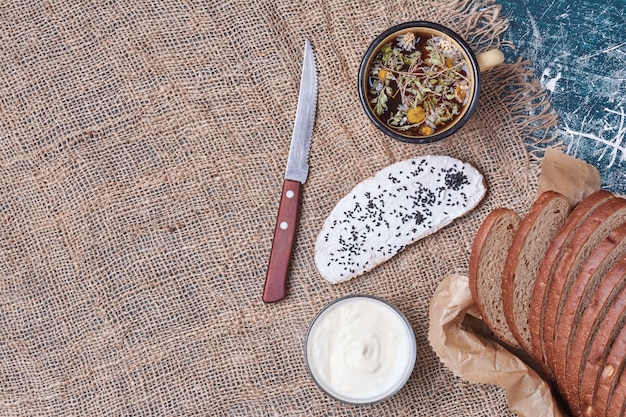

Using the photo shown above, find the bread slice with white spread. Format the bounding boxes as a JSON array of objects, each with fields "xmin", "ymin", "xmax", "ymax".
[{"xmin": 314, "ymin": 155, "xmax": 486, "ymax": 284}]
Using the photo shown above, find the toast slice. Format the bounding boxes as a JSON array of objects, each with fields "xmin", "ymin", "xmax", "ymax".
[
  {"xmin": 501, "ymin": 191, "xmax": 571, "ymax": 352},
  {"xmin": 469, "ymin": 208, "xmax": 522, "ymax": 349},
  {"xmin": 566, "ymin": 255, "xmax": 626, "ymax": 415},
  {"xmin": 528, "ymin": 190, "xmax": 614, "ymax": 373},
  {"xmin": 542, "ymin": 196, "xmax": 626, "ymax": 372},
  {"xmin": 314, "ymin": 155, "xmax": 486, "ymax": 283},
  {"xmin": 607, "ymin": 359, "xmax": 626, "ymax": 417},
  {"xmin": 593, "ymin": 321, "xmax": 626, "ymax": 417},
  {"xmin": 553, "ymin": 222, "xmax": 626, "ymax": 398},
  {"xmin": 564, "ymin": 255, "xmax": 626, "ymax": 416}
]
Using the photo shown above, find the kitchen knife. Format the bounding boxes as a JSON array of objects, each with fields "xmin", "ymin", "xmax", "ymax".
[{"xmin": 262, "ymin": 39, "xmax": 317, "ymax": 303}]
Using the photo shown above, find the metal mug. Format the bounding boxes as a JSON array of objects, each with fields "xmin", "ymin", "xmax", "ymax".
[{"xmin": 358, "ymin": 21, "xmax": 504, "ymax": 144}]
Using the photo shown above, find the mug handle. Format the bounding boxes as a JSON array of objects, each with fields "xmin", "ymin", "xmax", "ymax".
[{"xmin": 476, "ymin": 49, "xmax": 505, "ymax": 72}]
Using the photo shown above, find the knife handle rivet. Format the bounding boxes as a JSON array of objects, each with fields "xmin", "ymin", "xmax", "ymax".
[
  {"xmin": 280, "ymin": 221, "xmax": 289, "ymax": 230},
  {"xmin": 286, "ymin": 190, "xmax": 295, "ymax": 199}
]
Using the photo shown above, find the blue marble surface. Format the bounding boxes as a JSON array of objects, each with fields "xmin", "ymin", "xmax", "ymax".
[{"xmin": 498, "ymin": 0, "xmax": 626, "ymax": 193}]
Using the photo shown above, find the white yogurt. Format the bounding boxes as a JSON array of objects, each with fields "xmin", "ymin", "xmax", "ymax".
[{"xmin": 305, "ymin": 295, "xmax": 416, "ymax": 404}]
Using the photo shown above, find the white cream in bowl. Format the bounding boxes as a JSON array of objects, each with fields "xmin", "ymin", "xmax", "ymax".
[{"xmin": 304, "ymin": 295, "xmax": 416, "ymax": 405}]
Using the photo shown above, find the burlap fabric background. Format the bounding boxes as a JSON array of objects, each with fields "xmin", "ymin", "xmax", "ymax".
[{"xmin": 0, "ymin": 1, "xmax": 558, "ymax": 415}]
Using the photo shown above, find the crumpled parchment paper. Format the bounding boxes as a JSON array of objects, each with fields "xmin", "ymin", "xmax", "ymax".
[
  {"xmin": 428, "ymin": 274, "xmax": 567, "ymax": 417},
  {"xmin": 538, "ymin": 147, "xmax": 601, "ymax": 208}
]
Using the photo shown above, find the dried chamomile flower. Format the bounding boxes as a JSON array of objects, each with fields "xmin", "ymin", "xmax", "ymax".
[
  {"xmin": 438, "ymin": 37, "xmax": 453, "ymax": 51},
  {"xmin": 367, "ymin": 31, "xmax": 471, "ymax": 137},
  {"xmin": 397, "ymin": 31, "xmax": 416, "ymax": 51},
  {"xmin": 406, "ymin": 106, "xmax": 426, "ymax": 124}
]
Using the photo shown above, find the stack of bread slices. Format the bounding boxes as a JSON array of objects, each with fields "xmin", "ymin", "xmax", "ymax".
[{"xmin": 470, "ymin": 190, "xmax": 626, "ymax": 417}]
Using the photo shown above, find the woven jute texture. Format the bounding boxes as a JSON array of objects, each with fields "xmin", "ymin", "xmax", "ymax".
[{"xmin": 0, "ymin": 1, "xmax": 557, "ymax": 415}]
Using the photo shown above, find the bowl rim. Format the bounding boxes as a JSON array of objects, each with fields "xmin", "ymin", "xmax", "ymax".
[
  {"xmin": 357, "ymin": 20, "xmax": 482, "ymax": 144},
  {"xmin": 303, "ymin": 294, "xmax": 417, "ymax": 406}
]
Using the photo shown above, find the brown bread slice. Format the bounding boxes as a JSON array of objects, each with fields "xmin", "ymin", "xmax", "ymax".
[
  {"xmin": 577, "ymin": 284, "xmax": 626, "ymax": 416},
  {"xmin": 469, "ymin": 208, "xmax": 522, "ymax": 348},
  {"xmin": 528, "ymin": 190, "xmax": 614, "ymax": 373},
  {"xmin": 502, "ymin": 191, "xmax": 571, "ymax": 352},
  {"xmin": 607, "ymin": 361, "xmax": 626, "ymax": 417},
  {"xmin": 553, "ymin": 222, "xmax": 626, "ymax": 401},
  {"xmin": 564, "ymin": 256, "xmax": 626, "ymax": 416},
  {"xmin": 594, "ymin": 322, "xmax": 626, "ymax": 417},
  {"xmin": 542, "ymin": 196, "xmax": 626, "ymax": 373}
]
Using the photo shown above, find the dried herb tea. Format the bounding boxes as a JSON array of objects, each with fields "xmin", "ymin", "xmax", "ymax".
[{"xmin": 367, "ymin": 31, "xmax": 471, "ymax": 137}]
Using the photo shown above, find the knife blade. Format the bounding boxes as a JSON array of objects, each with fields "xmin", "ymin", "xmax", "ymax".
[{"xmin": 262, "ymin": 39, "xmax": 317, "ymax": 303}]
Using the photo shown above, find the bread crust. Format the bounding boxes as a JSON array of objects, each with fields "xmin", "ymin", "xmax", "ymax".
[
  {"xmin": 554, "ymin": 223, "xmax": 626, "ymax": 382},
  {"xmin": 563, "ymin": 255, "xmax": 626, "ymax": 416},
  {"xmin": 502, "ymin": 191, "xmax": 570, "ymax": 352},
  {"xmin": 469, "ymin": 207, "xmax": 522, "ymax": 348},
  {"xmin": 577, "ymin": 284, "xmax": 626, "ymax": 417},
  {"xmin": 594, "ymin": 322, "xmax": 626, "ymax": 416},
  {"xmin": 528, "ymin": 190, "xmax": 614, "ymax": 373},
  {"xmin": 607, "ymin": 360, "xmax": 626, "ymax": 417},
  {"xmin": 543, "ymin": 197, "xmax": 626, "ymax": 374},
  {"xmin": 553, "ymin": 223, "xmax": 626, "ymax": 413}
]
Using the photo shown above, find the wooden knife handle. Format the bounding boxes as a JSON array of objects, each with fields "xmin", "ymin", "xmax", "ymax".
[{"xmin": 263, "ymin": 179, "xmax": 302, "ymax": 303}]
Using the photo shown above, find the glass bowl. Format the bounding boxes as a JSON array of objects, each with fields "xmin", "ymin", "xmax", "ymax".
[{"xmin": 304, "ymin": 295, "xmax": 417, "ymax": 405}]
